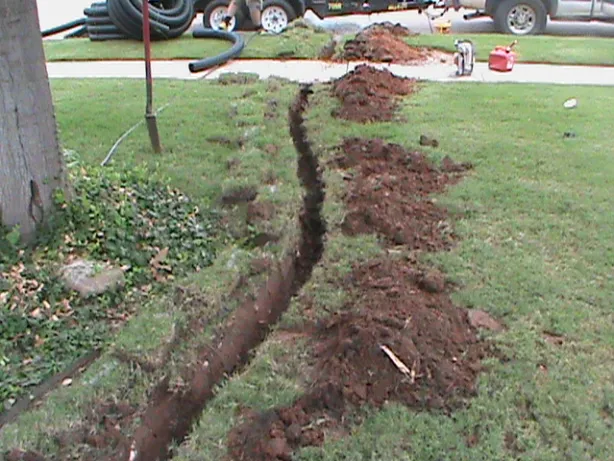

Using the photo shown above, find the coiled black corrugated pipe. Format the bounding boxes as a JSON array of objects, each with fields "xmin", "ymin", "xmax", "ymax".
[
  {"xmin": 189, "ymin": 27, "xmax": 245, "ymax": 73},
  {"xmin": 107, "ymin": 0, "xmax": 194, "ymax": 40}
]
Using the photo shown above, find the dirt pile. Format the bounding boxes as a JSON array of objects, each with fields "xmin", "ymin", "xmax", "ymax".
[
  {"xmin": 312, "ymin": 258, "xmax": 484, "ymax": 408},
  {"xmin": 331, "ymin": 65, "xmax": 415, "ymax": 123},
  {"xmin": 338, "ymin": 137, "xmax": 470, "ymax": 249},
  {"xmin": 229, "ymin": 256, "xmax": 486, "ymax": 460},
  {"xmin": 227, "ymin": 138, "xmax": 486, "ymax": 461},
  {"xmin": 341, "ymin": 24, "xmax": 446, "ymax": 64}
]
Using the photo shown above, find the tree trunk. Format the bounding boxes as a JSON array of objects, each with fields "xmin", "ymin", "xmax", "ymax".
[{"xmin": 0, "ymin": 0, "xmax": 66, "ymax": 241}]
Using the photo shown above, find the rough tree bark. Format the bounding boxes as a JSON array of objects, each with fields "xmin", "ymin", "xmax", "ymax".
[{"xmin": 0, "ymin": 0, "xmax": 66, "ymax": 241}]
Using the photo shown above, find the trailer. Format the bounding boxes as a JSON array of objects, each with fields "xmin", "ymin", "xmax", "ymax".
[{"xmin": 195, "ymin": 0, "xmax": 434, "ymax": 33}]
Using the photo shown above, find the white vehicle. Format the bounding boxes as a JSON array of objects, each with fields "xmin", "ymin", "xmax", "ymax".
[{"xmin": 445, "ymin": 0, "xmax": 614, "ymax": 34}]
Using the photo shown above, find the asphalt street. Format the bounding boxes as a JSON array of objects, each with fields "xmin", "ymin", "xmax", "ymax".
[{"xmin": 37, "ymin": 0, "xmax": 614, "ymax": 39}]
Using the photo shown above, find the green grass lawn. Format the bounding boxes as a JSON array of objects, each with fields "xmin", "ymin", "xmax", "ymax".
[
  {"xmin": 409, "ymin": 33, "xmax": 614, "ymax": 65},
  {"xmin": 44, "ymin": 27, "xmax": 614, "ymax": 66},
  {"xmin": 2, "ymin": 78, "xmax": 614, "ymax": 460},
  {"xmin": 43, "ymin": 27, "xmax": 331, "ymax": 61}
]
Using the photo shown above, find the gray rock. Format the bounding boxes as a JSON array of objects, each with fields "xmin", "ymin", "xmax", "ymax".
[{"xmin": 60, "ymin": 259, "xmax": 125, "ymax": 298}]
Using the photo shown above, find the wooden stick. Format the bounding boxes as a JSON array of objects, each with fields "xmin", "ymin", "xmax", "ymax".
[{"xmin": 380, "ymin": 344, "xmax": 411, "ymax": 376}]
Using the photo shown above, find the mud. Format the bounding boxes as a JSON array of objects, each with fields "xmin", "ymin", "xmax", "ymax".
[
  {"xmin": 227, "ymin": 135, "xmax": 488, "ymax": 461},
  {"xmin": 49, "ymin": 400, "xmax": 138, "ymax": 461},
  {"xmin": 126, "ymin": 85, "xmax": 326, "ymax": 461},
  {"xmin": 341, "ymin": 24, "xmax": 449, "ymax": 64},
  {"xmin": 331, "ymin": 65, "xmax": 415, "ymax": 123},
  {"xmin": 220, "ymin": 185, "xmax": 258, "ymax": 206},
  {"xmin": 337, "ymin": 137, "xmax": 466, "ymax": 250},
  {"xmin": 6, "ymin": 449, "xmax": 47, "ymax": 461},
  {"xmin": 247, "ymin": 201, "xmax": 276, "ymax": 224}
]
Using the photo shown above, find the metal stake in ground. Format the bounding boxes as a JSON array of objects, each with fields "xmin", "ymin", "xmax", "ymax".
[{"xmin": 143, "ymin": 0, "xmax": 162, "ymax": 153}]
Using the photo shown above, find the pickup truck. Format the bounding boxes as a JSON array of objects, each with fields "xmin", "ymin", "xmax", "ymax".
[{"xmin": 446, "ymin": 0, "xmax": 614, "ymax": 35}]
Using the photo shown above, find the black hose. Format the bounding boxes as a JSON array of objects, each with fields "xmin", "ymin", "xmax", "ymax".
[
  {"xmin": 90, "ymin": 33, "xmax": 129, "ymax": 41},
  {"xmin": 107, "ymin": 0, "xmax": 194, "ymax": 40},
  {"xmin": 64, "ymin": 26, "xmax": 89, "ymax": 38},
  {"xmin": 189, "ymin": 28, "xmax": 245, "ymax": 73},
  {"xmin": 41, "ymin": 18, "xmax": 87, "ymax": 37},
  {"xmin": 83, "ymin": 2, "xmax": 124, "ymax": 41},
  {"xmin": 49, "ymin": 1, "xmax": 195, "ymax": 42}
]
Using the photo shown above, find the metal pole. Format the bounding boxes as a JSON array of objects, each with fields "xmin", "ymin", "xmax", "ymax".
[{"xmin": 143, "ymin": 0, "xmax": 162, "ymax": 153}]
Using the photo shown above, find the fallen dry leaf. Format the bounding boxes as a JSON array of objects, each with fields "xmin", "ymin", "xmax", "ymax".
[{"xmin": 150, "ymin": 247, "xmax": 169, "ymax": 268}]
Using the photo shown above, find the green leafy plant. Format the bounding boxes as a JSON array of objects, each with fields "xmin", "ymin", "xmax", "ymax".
[{"xmin": 0, "ymin": 162, "xmax": 221, "ymax": 407}]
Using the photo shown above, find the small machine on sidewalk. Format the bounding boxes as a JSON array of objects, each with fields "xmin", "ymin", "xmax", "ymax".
[{"xmin": 453, "ymin": 39, "xmax": 475, "ymax": 76}]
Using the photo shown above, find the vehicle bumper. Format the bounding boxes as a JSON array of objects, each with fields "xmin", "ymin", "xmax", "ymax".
[{"xmin": 444, "ymin": 0, "xmax": 486, "ymax": 10}]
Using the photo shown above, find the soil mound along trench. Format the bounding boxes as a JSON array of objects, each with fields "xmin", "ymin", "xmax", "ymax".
[
  {"xmin": 338, "ymin": 137, "xmax": 472, "ymax": 249},
  {"xmin": 341, "ymin": 23, "xmax": 449, "ymax": 64},
  {"xmin": 227, "ymin": 139, "xmax": 484, "ymax": 461},
  {"xmin": 331, "ymin": 65, "xmax": 416, "ymax": 124}
]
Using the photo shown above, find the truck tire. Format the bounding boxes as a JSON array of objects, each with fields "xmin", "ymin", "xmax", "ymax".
[
  {"xmin": 261, "ymin": 0, "xmax": 296, "ymax": 34},
  {"xmin": 203, "ymin": 0, "xmax": 245, "ymax": 31},
  {"xmin": 494, "ymin": 0, "xmax": 547, "ymax": 35}
]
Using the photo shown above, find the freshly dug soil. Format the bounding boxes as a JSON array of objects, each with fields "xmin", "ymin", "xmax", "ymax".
[
  {"xmin": 228, "ymin": 258, "xmax": 486, "ymax": 460},
  {"xmin": 313, "ymin": 257, "xmax": 484, "ymax": 408},
  {"xmin": 331, "ymin": 65, "xmax": 415, "ymax": 123},
  {"xmin": 338, "ymin": 137, "xmax": 466, "ymax": 250},
  {"xmin": 341, "ymin": 24, "xmax": 448, "ymax": 64},
  {"xmin": 227, "ymin": 138, "xmax": 485, "ymax": 461},
  {"xmin": 368, "ymin": 22, "xmax": 416, "ymax": 37}
]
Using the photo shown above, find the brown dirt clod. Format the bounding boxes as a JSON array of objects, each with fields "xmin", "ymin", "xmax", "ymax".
[
  {"xmin": 221, "ymin": 185, "xmax": 259, "ymax": 206},
  {"xmin": 331, "ymin": 65, "xmax": 415, "ymax": 123},
  {"xmin": 247, "ymin": 201, "xmax": 276, "ymax": 224},
  {"xmin": 441, "ymin": 155, "xmax": 474, "ymax": 173},
  {"xmin": 467, "ymin": 310, "xmax": 504, "ymax": 332}
]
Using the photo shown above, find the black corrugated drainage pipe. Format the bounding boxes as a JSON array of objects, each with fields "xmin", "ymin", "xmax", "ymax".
[{"xmin": 189, "ymin": 27, "xmax": 245, "ymax": 73}]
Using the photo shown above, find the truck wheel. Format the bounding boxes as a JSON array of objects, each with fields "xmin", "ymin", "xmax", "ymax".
[
  {"xmin": 494, "ymin": 0, "xmax": 547, "ymax": 35},
  {"xmin": 261, "ymin": 0, "xmax": 296, "ymax": 34},
  {"xmin": 203, "ymin": 0, "xmax": 245, "ymax": 31}
]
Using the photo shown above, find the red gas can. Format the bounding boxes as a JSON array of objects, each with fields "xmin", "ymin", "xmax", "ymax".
[{"xmin": 488, "ymin": 40, "xmax": 518, "ymax": 72}]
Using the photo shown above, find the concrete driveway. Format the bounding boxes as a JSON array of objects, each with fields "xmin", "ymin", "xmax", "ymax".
[{"xmin": 37, "ymin": 0, "xmax": 614, "ymax": 38}]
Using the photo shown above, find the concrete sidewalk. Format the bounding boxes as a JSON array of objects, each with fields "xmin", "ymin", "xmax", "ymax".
[{"xmin": 45, "ymin": 59, "xmax": 614, "ymax": 86}]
